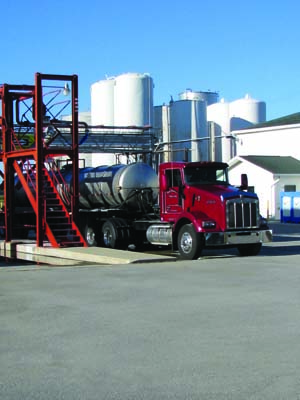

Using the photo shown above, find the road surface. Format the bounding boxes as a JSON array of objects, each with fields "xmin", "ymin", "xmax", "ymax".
[{"xmin": 1, "ymin": 221, "xmax": 300, "ymax": 399}]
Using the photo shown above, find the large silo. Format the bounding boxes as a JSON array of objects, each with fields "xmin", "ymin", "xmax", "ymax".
[
  {"xmin": 230, "ymin": 94, "xmax": 266, "ymax": 131},
  {"xmin": 114, "ymin": 72, "xmax": 154, "ymax": 128},
  {"xmin": 207, "ymin": 99, "xmax": 232, "ymax": 162},
  {"xmin": 90, "ymin": 77, "xmax": 115, "ymax": 126},
  {"xmin": 169, "ymin": 100, "xmax": 208, "ymax": 162},
  {"xmin": 90, "ymin": 77, "xmax": 116, "ymax": 165},
  {"xmin": 179, "ymin": 89, "xmax": 218, "ymax": 106}
]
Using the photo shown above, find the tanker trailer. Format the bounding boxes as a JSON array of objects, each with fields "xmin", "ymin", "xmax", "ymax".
[{"xmin": 60, "ymin": 162, "xmax": 159, "ymax": 211}]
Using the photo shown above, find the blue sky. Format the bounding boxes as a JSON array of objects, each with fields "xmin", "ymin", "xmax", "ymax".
[{"xmin": 2, "ymin": 0, "xmax": 300, "ymax": 120}]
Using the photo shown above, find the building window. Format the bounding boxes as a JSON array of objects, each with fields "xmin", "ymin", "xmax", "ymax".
[{"xmin": 284, "ymin": 185, "xmax": 296, "ymax": 192}]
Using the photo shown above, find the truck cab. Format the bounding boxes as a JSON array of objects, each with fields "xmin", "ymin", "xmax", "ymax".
[{"xmin": 148, "ymin": 161, "xmax": 272, "ymax": 259}]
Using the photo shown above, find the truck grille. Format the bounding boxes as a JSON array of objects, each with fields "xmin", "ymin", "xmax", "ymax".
[{"xmin": 226, "ymin": 198, "xmax": 259, "ymax": 229}]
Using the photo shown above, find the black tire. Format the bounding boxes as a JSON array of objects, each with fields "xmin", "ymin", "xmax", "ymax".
[
  {"xmin": 114, "ymin": 218, "xmax": 131, "ymax": 249},
  {"xmin": 237, "ymin": 243, "xmax": 262, "ymax": 257},
  {"xmin": 177, "ymin": 223, "xmax": 203, "ymax": 260},
  {"xmin": 101, "ymin": 218, "xmax": 130, "ymax": 249},
  {"xmin": 84, "ymin": 224, "xmax": 98, "ymax": 247},
  {"xmin": 102, "ymin": 220, "xmax": 118, "ymax": 248}
]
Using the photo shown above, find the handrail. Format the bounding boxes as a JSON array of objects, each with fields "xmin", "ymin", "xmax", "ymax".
[
  {"xmin": 14, "ymin": 158, "xmax": 37, "ymax": 194},
  {"xmin": 44, "ymin": 158, "xmax": 72, "ymax": 207}
]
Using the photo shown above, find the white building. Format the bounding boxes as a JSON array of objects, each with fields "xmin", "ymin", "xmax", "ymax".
[
  {"xmin": 228, "ymin": 155, "xmax": 300, "ymax": 220},
  {"xmin": 232, "ymin": 113, "xmax": 300, "ymax": 161}
]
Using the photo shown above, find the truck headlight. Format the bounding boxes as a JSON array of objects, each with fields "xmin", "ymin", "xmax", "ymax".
[{"xmin": 202, "ymin": 220, "xmax": 216, "ymax": 229}]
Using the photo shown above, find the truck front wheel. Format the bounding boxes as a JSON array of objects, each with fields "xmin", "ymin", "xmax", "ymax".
[{"xmin": 177, "ymin": 223, "xmax": 203, "ymax": 260}]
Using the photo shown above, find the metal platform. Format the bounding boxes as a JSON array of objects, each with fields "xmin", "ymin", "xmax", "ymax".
[
  {"xmin": 61, "ymin": 128, "xmax": 156, "ymax": 155},
  {"xmin": 0, "ymin": 241, "xmax": 176, "ymax": 266},
  {"xmin": 5, "ymin": 125, "xmax": 157, "ymax": 155}
]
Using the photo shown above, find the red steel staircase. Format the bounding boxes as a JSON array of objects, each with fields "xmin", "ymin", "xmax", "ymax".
[{"xmin": 13, "ymin": 160, "xmax": 86, "ymax": 248}]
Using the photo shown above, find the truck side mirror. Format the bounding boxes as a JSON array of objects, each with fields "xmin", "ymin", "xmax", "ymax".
[{"xmin": 240, "ymin": 173, "xmax": 248, "ymax": 190}]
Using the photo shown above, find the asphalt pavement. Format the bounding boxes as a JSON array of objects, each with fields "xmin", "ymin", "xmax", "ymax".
[{"xmin": 1, "ymin": 221, "xmax": 300, "ymax": 399}]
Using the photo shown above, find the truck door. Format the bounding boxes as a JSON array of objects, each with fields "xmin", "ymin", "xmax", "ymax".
[{"xmin": 162, "ymin": 168, "xmax": 184, "ymax": 216}]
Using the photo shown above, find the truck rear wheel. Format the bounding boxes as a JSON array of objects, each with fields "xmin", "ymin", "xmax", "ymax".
[
  {"xmin": 102, "ymin": 220, "xmax": 118, "ymax": 248},
  {"xmin": 101, "ymin": 218, "xmax": 130, "ymax": 249},
  {"xmin": 84, "ymin": 224, "xmax": 98, "ymax": 247},
  {"xmin": 237, "ymin": 243, "xmax": 262, "ymax": 256},
  {"xmin": 177, "ymin": 223, "xmax": 203, "ymax": 260}
]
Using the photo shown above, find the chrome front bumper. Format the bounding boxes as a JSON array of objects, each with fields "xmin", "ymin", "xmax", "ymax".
[{"xmin": 204, "ymin": 229, "xmax": 273, "ymax": 247}]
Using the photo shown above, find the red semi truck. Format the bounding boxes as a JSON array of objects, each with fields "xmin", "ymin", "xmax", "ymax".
[{"xmin": 151, "ymin": 161, "xmax": 272, "ymax": 259}]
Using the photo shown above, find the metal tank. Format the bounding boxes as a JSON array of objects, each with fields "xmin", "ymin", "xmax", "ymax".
[
  {"xmin": 90, "ymin": 77, "xmax": 116, "ymax": 165},
  {"xmin": 90, "ymin": 77, "xmax": 115, "ymax": 126},
  {"xmin": 169, "ymin": 100, "xmax": 208, "ymax": 162},
  {"xmin": 179, "ymin": 89, "xmax": 218, "ymax": 105},
  {"xmin": 229, "ymin": 94, "xmax": 266, "ymax": 131},
  {"xmin": 113, "ymin": 72, "xmax": 154, "ymax": 128},
  {"xmin": 207, "ymin": 99, "xmax": 232, "ymax": 162},
  {"xmin": 61, "ymin": 162, "xmax": 159, "ymax": 210}
]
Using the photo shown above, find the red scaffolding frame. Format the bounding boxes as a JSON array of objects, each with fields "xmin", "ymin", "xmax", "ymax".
[{"xmin": 0, "ymin": 73, "xmax": 86, "ymax": 247}]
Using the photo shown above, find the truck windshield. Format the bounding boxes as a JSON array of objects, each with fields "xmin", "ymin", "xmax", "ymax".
[{"xmin": 184, "ymin": 166, "xmax": 229, "ymax": 185}]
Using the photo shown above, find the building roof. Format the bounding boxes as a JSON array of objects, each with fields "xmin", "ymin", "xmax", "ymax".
[
  {"xmin": 231, "ymin": 155, "xmax": 300, "ymax": 174},
  {"xmin": 248, "ymin": 112, "xmax": 300, "ymax": 129}
]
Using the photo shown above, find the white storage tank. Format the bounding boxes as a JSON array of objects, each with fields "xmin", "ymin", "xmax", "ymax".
[
  {"xmin": 229, "ymin": 94, "xmax": 266, "ymax": 131},
  {"xmin": 90, "ymin": 77, "xmax": 116, "ymax": 165},
  {"xmin": 207, "ymin": 99, "xmax": 230, "ymax": 134},
  {"xmin": 169, "ymin": 100, "xmax": 208, "ymax": 162},
  {"xmin": 90, "ymin": 77, "xmax": 115, "ymax": 126},
  {"xmin": 179, "ymin": 89, "xmax": 218, "ymax": 105},
  {"xmin": 114, "ymin": 72, "xmax": 154, "ymax": 128},
  {"xmin": 207, "ymin": 99, "xmax": 232, "ymax": 162}
]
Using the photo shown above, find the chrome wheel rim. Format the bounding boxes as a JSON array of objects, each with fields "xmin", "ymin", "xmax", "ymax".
[
  {"xmin": 180, "ymin": 232, "xmax": 193, "ymax": 254},
  {"xmin": 103, "ymin": 228, "xmax": 112, "ymax": 247},
  {"xmin": 86, "ymin": 227, "xmax": 95, "ymax": 246}
]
